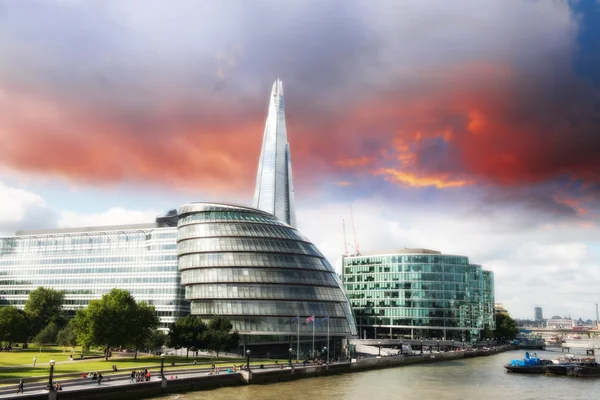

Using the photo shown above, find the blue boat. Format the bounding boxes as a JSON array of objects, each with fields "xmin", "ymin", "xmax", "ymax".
[{"xmin": 504, "ymin": 352, "xmax": 552, "ymax": 374}]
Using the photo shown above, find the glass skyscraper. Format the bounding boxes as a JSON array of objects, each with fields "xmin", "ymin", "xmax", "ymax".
[
  {"xmin": 342, "ymin": 249, "xmax": 495, "ymax": 341},
  {"xmin": 0, "ymin": 213, "xmax": 188, "ymax": 329},
  {"xmin": 178, "ymin": 202, "xmax": 357, "ymax": 356},
  {"xmin": 252, "ymin": 79, "xmax": 297, "ymax": 228}
]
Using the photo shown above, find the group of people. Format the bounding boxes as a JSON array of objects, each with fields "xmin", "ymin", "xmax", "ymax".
[
  {"xmin": 82, "ymin": 371, "xmax": 104, "ymax": 384},
  {"xmin": 129, "ymin": 368, "xmax": 151, "ymax": 383},
  {"xmin": 16, "ymin": 379, "xmax": 62, "ymax": 394},
  {"xmin": 207, "ymin": 363, "xmax": 241, "ymax": 375}
]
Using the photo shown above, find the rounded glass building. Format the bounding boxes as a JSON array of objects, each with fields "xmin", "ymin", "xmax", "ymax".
[{"xmin": 177, "ymin": 203, "xmax": 357, "ymax": 357}]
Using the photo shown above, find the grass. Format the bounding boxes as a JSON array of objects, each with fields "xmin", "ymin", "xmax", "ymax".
[
  {"xmin": 0, "ymin": 346, "xmax": 104, "ymax": 367},
  {"xmin": 0, "ymin": 347, "xmax": 267, "ymax": 381}
]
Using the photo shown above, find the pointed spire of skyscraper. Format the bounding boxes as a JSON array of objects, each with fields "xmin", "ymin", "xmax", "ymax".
[{"xmin": 253, "ymin": 80, "xmax": 297, "ymax": 227}]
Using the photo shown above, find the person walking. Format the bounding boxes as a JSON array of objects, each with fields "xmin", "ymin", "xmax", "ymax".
[
  {"xmin": 97, "ymin": 372, "xmax": 103, "ymax": 385},
  {"xmin": 17, "ymin": 379, "xmax": 24, "ymax": 394},
  {"xmin": 130, "ymin": 370, "xmax": 135, "ymax": 383},
  {"xmin": 32, "ymin": 356, "xmax": 36, "ymax": 366}
]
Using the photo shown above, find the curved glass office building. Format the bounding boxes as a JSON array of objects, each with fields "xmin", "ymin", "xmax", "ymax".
[
  {"xmin": 342, "ymin": 249, "xmax": 494, "ymax": 341},
  {"xmin": 177, "ymin": 202, "xmax": 357, "ymax": 356}
]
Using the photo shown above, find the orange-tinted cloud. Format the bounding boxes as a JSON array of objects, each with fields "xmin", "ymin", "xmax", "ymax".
[
  {"xmin": 373, "ymin": 168, "xmax": 474, "ymax": 189},
  {"xmin": 335, "ymin": 157, "xmax": 377, "ymax": 168}
]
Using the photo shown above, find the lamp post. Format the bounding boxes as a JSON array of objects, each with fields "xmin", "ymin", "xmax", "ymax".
[
  {"xmin": 47, "ymin": 359, "xmax": 56, "ymax": 391},
  {"xmin": 160, "ymin": 353, "xmax": 165, "ymax": 378},
  {"xmin": 420, "ymin": 340, "xmax": 423, "ymax": 355},
  {"xmin": 246, "ymin": 350, "xmax": 251, "ymax": 370},
  {"xmin": 378, "ymin": 341, "xmax": 381, "ymax": 357},
  {"xmin": 289, "ymin": 348, "xmax": 293, "ymax": 366}
]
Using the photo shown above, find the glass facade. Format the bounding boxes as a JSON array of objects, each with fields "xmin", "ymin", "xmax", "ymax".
[
  {"xmin": 177, "ymin": 202, "xmax": 357, "ymax": 349},
  {"xmin": 0, "ymin": 221, "xmax": 189, "ymax": 329},
  {"xmin": 342, "ymin": 250, "xmax": 495, "ymax": 340},
  {"xmin": 252, "ymin": 79, "xmax": 297, "ymax": 228}
]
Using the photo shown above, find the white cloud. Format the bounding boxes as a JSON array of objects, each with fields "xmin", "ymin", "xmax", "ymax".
[
  {"xmin": 0, "ymin": 181, "xmax": 55, "ymax": 235},
  {"xmin": 58, "ymin": 207, "xmax": 159, "ymax": 228},
  {"xmin": 297, "ymin": 196, "xmax": 600, "ymax": 321}
]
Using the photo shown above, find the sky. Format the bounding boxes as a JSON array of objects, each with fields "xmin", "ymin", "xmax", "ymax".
[{"xmin": 1, "ymin": 0, "xmax": 599, "ymax": 320}]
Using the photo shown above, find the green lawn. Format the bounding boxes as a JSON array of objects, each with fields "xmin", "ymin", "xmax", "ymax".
[
  {"xmin": 0, "ymin": 346, "xmax": 104, "ymax": 367},
  {"xmin": 0, "ymin": 347, "xmax": 267, "ymax": 381}
]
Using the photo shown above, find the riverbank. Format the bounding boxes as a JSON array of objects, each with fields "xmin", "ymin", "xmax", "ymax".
[{"xmin": 0, "ymin": 346, "xmax": 513, "ymax": 400}]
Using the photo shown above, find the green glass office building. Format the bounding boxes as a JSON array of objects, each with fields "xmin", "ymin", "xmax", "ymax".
[{"xmin": 342, "ymin": 249, "xmax": 495, "ymax": 341}]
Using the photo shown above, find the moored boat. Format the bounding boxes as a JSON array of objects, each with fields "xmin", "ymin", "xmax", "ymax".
[
  {"xmin": 573, "ymin": 363, "xmax": 600, "ymax": 377},
  {"xmin": 504, "ymin": 352, "xmax": 552, "ymax": 374}
]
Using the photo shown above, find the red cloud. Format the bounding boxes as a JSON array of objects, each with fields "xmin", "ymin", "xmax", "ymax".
[{"xmin": 0, "ymin": 58, "xmax": 598, "ymax": 199}]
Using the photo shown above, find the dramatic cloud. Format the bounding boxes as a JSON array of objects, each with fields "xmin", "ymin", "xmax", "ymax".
[
  {"xmin": 0, "ymin": 0, "xmax": 597, "ymax": 199},
  {"xmin": 0, "ymin": 0, "xmax": 599, "ymax": 318}
]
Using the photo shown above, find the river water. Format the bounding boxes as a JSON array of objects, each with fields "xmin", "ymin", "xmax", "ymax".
[{"xmin": 162, "ymin": 350, "xmax": 600, "ymax": 400}]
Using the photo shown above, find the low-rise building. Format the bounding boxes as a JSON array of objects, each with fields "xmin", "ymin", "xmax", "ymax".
[{"xmin": 342, "ymin": 248, "xmax": 494, "ymax": 341}]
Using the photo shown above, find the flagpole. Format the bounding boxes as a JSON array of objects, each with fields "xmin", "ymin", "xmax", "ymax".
[
  {"xmin": 296, "ymin": 315, "xmax": 300, "ymax": 362},
  {"xmin": 327, "ymin": 316, "xmax": 330, "ymax": 364},
  {"xmin": 312, "ymin": 319, "xmax": 315, "ymax": 359}
]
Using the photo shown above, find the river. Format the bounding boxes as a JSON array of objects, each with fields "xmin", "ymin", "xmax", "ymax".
[{"xmin": 158, "ymin": 349, "xmax": 600, "ymax": 400}]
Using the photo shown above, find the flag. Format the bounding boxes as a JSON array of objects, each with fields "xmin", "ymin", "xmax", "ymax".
[
  {"xmin": 320, "ymin": 316, "xmax": 329, "ymax": 322},
  {"xmin": 288, "ymin": 316, "xmax": 299, "ymax": 324},
  {"xmin": 306, "ymin": 315, "xmax": 315, "ymax": 323}
]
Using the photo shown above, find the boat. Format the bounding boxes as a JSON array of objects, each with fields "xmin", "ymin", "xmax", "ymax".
[
  {"xmin": 573, "ymin": 362, "xmax": 600, "ymax": 377},
  {"xmin": 544, "ymin": 356, "xmax": 597, "ymax": 376},
  {"xmin": 504, "ymin": 352, "xmax": 552, "ymax": 374}
]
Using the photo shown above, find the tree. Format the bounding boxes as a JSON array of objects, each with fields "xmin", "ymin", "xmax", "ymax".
[
  {"xmin": 24, "ymin": 287, "xmax": 65, "ymax": 334},
  {"xmin": 129, "ymin": 302, "xmax": 160, "ymax": 359},
  {"xmin": 203, "ymin": 315, "xmax": 239, "ymax": 359},
  {"xmin": 71, "ymin": 289, "xmax": 139, "ymax": 360},
  {"xmin": 168, "ymin": 315, "xmax": 207, "ymax": 360},
  {"xmin": 145, "ymin": 329, "xmax": 168, "ymax": 354},
  {"xmin": 494, "ymin": 313, "xmax": 519, "ymax": 339},
  {"xmin": 56, "ymin": 325, "xmax": 78, "ymax": 354},
  {"xmin": 0, "ymin": 306, "xmax": 27, "ymax": 345},
  {"xmin": 34, "ymin": 322, "xmax": 59, "ymax": 350}
]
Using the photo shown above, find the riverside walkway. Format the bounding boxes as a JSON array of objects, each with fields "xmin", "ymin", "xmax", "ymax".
[{"xmin": 0, "ymin": 346, "xmax": 513, "ymax": 400}]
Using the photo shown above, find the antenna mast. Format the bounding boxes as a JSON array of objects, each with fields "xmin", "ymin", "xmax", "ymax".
[{"xmin": 350, "ymin": 205, "xmax": 359, "ymax": 255}]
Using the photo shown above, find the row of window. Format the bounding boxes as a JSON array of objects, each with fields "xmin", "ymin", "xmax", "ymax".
[
  {"xmin": 353, "ymin": 307, "xmax": 476, "ymax": 318},
  {"xmin": 346, "ymin": 290, "xmax": 478, "ymax": 300},
  {"xmin": 177, "ymin": 237, "xmax": 321, "ymax": 257},
  {"xmin": 355, "ymin": 316, "xmax": 485, "ymax": 328},
  {"xmin": 226, "ymin": 316, "xmax": 351, "ymax": 334},
  {"xmin": 0, "ymin": 229, "xmax": 177, "ymax": 253},
  {"xmin": 0, "ymin": 275, "xmax": 179, "ymax": 287},
  {"xmin": 0, "ymin": 243, "xmax": 177, "ymax": 257},
  {"xmin": 190, "ymin": 300, "xmax": 348, "ymax": 318},
  {"xmin": 344, "ymin": 265, "xmax": 482, "ymax": 275},
  {"xmin": 344, "ymin": 255, "xmax": 470, "ymax": 266},
  {"xmin": 0, "ymin": 254, "xmax": 177, "ymax": 266},
  {"xmin": 344, "ymin": 282, "xmax": 470, "ymax": 291},
  {"xmin": 0, "ymin": 265, "xmax": 178, "ymax": 277},
  {"xmin": 185, "ymin": 284, "xmax": 348, "ymax": 302},
  {"xmin": 0, "ymin": 287, "xmax": 184, "ymax": 296},
  {"xmin": 178, "ymin": 211, "xmax": 284, "ymax": 227},
  {"xmin": 178, "ymin": 252, "xmax": 331, "ymax": 271},
  {"xmin": 178, "ymin": 223, "xmax": 307, "ymax": 242},
  {"xmin": 181, "ymin": 268, "xmax": 338, "ymax": 287},
  {"xmin": 350, "ymin": 299, "xmax": 473, "ymax": 308}
]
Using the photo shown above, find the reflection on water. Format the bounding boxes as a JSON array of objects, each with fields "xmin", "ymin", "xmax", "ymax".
[{"xmin": 162, "ymin": 350, "xmax": 600, "ymax": 400}]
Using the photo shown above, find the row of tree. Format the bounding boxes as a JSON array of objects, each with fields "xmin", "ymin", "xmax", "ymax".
[
  {"xmin": 0, "ymin": 287, "xmax": 67, "ymax": 346},
  {"xmin": 0, "ymin": 287, "xmax": 239, "ymax": 359}
]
